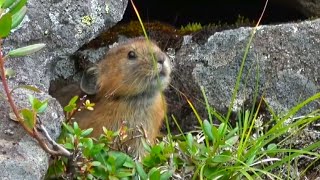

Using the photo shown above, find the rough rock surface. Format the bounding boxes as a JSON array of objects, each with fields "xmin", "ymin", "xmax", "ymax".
[
  {"xmin": 0, "ymin": 0, "xmax": 128, "ymax": 179},
  {"xmin": 272, "ymin": 0, "xmax": 320, "ymax": 17},
  {"xmin": 168, "ymin": 19, "xmax": 320, "ymax": 131}
]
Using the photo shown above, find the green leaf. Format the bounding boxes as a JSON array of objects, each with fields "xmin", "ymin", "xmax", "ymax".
[
  {"xmin": 63, "ymin": 104, "xmax": 76, "ymax": 112},
  {"xmin": 116, "ymin": 170, "xmax": 135, "ymax": 178},
  {"xmin": 266, "ymin": 143, "xmax": 277, "ymax": 157},
  {"xmin": 212, "ymin": 151, "xmax": 232, "ymax": 163},
  {"xmin": 150, "ymin": 145, "xmax": 162, "ymax": 155},
  {"xmin": 141, "ymin": 138, "xmax": 151, "ymax": 152},
  {"xmin": 90, "ymin": 143, "xmax": 105, "ymax": 155},
  {"xmin": 73, "ymin": 121, "xmax": 79, "ymax": 129},
  {"xmin": 63, "ymin": 142, "xmax": 74, "ymax": 150},
  {"xmin": 28, "ymin": 95, "xmax": 48, "ymax": 113},
  {"xmin": 81, "ymin": 138, "xmax": 93, "ymax": 149},
  {"xmin": 108, "ymin": 176, "xmax": 118, "ymax": 180},
  {"xmin": 87, "ymin": 174, "xmax": 94, "ymax": 180},
  {"xmin": 106, "ymin": 156, "xmax": 115, "ymax": 172},
  {"xmin": 115, "ymin": 154, "xmax": 127, "ymax": 168},
  {"xmin": 91, "ymin": 161, "xmax": 101, "ymax": 167},
  {"xmin": 11, "ymin": 5, "xmax": 26, "ymax": 29},
  {"xmin": 211, "ymin": 125, "xmax": 219, "ymax": 141},
  {"xmin": 203, "ymin": 120, "xmax": 213, "ymax": 140},
  {"xmin": 5, "ymin": 68, "xmax": 15, "ymax": 78},
  {"xmin": 239, "ymin": 169, "xmax": 254, "ymax": 180},
  {"xmin": 73, "ymin": 122, "xmax": 81, "ymax": 132},
  {"xmin": 186, "ymin": 133, "xmax": 193, "ymax": 148},
  {"xmin": 135, "ymin": 161, "xmax": 147, "ymax": 180},
  {"xmin": 267, "ymin": 143, "xmax": 277, "ymax": 150},
  {"xmin": 82, "ymin": 138, "xmax": 94, "ymax": 156},
  {"xmin": 73, "ymin": 122, "xmax": 82, "ymax": 136},
  {"xmin": 225, "ymin": 135, "xmax": 239, "ymax": 146},
  {"xmin": 9, "ymin": 0, "xmax": 26, "ymax": 14},
  {"xmin": 226, "ymin": 126, "xmax": 238, "ymax": 139},
  {"xmin": 8, "ymin": 43, "xmax": 46, "ymax": 57},
  {"xmin": 10, "ymin": 85, "xmax": 41, "ymax": 94},
  {"xmin": 246, "ymin": 154, "xmax": 256, "ymax": 165},
  {"xmin": 160, "ymin": 170, "xmax": 173, "ymax": 180},
  {"xmin": 68, "ymin": 96, "xmax": 79, "ymax": 105},
  {"xmin": 204, "ymin": 167, "xmax": 224, "ymax": 179},
  {"xmin": 123, "ymin": 158, "xmax": 135, "ymax": 168},
  {"xmin": 37, "ymin": 100, "xmax": 48, "ymax": 113},
  {"xmin": 105, "ymin": 153, "xmax": 132, "ymax": 170},
  {"xmin": 21, "ymin": 108, "xmax": 35, "ymax": 130},
  {"xmin": 81, "ymin": 128, "xmax": 93, "ymax": 137},
  {"xmin": 1, "ymin": 0, "xmax": 15, "ymax": 8},
  {"xmin": 0, "ymin": 12, "xmax": 12, "ymax": 38},
  {"xmin": 149, "ymin": 168, "xmax": 161, "ymax": 180},
  {"xmin": 218, "ymin": 122, "xmax": 226, "ymax": 136},
  {"xmin": 62, "ymin": 122, "xmax": 74, "ymax": 134},
  {"xmin": 0, "ymin": 0, "xmax": 5, "ymax": 7},
  {"xmin": 63, "ymin": 96, "xmax": 78, "ymax": 112},
  {"xmin": 28, "ymin": 95, "xmax": 35, "ymax": 107}
]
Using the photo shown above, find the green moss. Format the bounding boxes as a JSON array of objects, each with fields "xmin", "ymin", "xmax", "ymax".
[
  {"xmin": 234, "ymin": 15, "xmax": 255, "ymax": 27},
  {"xmin": 82, "ymin": 21, "xmax": 182, "ymax": 50},
  {"xmin": 307, "ymin": 16, "xmax": 320, "ymax": 21},
  {"xmin": 81, "ymin": 15, "xmax": 255, "ymax": 50},
  {"xmin": 179, "ymin": 22, "xmax": 202, "ymax": 34}
]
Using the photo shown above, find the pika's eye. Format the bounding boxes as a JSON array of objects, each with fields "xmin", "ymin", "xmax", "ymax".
[{"xmin": 128, "ymin": 51, "xmax": 137, "ymax": 60}]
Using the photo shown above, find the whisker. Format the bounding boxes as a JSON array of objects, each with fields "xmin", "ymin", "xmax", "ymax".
[{"xmin": 103, "ymin": 70, "xmax": 139, "ymax": 99}]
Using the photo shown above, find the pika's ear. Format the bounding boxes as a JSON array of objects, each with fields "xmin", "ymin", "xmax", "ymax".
[{"xmin": 80, "ymin": 66, "xmax": 99, "ymax": 95}]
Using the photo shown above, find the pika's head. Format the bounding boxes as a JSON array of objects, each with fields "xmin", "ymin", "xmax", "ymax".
[{"xmin": 80, "ymin": 37, "xmax": 171, "ymax": 98}]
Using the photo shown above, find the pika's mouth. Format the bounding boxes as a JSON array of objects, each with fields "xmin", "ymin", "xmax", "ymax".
[
  {"xmin": 156, "ymin": 63, "xmax": 168, "ymax": 77},
  {"xmin": 151, "ymin": 65, "xmax": 169, "ymax": 81},
  {"xmin": 148, "ymin": 54, "xmax": 171, "ymax": 88},
  {"xmin": 159, "ymin": 68, "xmax": 167, "ymax": 76}
]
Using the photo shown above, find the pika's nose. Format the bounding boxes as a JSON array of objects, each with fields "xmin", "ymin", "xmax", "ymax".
[{"xmin": 157, "ymin": 54, "xmax": 165, "ymax": 64}]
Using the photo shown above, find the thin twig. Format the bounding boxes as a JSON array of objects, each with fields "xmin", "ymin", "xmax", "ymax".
[{"xmin": 37, "ymin": 122, "xmax": 72, "ymax": 156}]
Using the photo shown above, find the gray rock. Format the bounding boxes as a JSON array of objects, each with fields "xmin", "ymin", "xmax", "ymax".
[
  {"xmin": 169, "ymin": 19, "xmax": 320, "ymax": 131},
  {"xmin": 0, "ymin": 0, "xmax": 128, "ymax": 179},
  {"xmin": 271, "ymin": 0, "xmax": 320, "ymax": 17},
  {"xmin": 291, "ymin": 0, "xmax": 320, "ymax": 17}
]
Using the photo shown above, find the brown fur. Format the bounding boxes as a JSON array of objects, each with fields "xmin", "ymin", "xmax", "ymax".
[{"xmin": 73, "ymin": 37, "xmax": 171, "ymax": 156}]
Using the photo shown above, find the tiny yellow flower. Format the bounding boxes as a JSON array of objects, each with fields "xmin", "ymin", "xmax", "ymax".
[{"xmin": 83, "ymin": 100, "xmax": 95, "ymax": 111}]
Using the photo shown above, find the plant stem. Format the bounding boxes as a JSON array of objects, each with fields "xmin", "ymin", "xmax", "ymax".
[
  {"xmin": 0, "ymin": 39, "xmax": 34, "ymax": 135},
  {"xmin": 0, "ymin": 39, "xmax": 70, "ymax": 156}
]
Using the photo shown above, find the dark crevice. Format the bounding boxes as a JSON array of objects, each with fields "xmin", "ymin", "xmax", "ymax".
[{"xmin": 122, "ymin": 0, "xmax": 307, "ymax": 27}]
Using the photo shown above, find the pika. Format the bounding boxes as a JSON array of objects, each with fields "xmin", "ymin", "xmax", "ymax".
[{"xmin": 73, "ymin": 37, "xmax": 171, "ymax": 156}]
